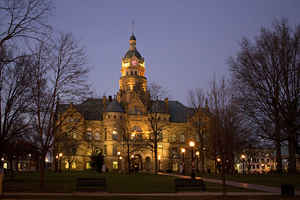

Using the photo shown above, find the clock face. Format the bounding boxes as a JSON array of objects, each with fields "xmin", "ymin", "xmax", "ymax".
[{"xmin": 131, "ymin": 60, "xmax": 137, "ymax": 66}]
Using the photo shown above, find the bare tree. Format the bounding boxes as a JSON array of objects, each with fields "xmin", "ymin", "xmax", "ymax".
[
  {"xmin": 29, "ymin": 33, "xmax": 90, "ymax": 187},
  {"xmin": 0, "ymin": 52, "xmax": 33, "ymax": 156},
  {"xmin": 187, "ymin": 88, "xmax": 208, "ymax": 173},
  {"xmin": 0, "ymin": 0, "xmax": 52, "ymax": 59},
  {"xmin": 207, "ymin": 78, "xmax": 248, "ymax": 193},
  {"xmin": 229, "ymin": 19, "xmax": 300, "ymax": 173},
  {"xmin": 146, "ymin": 82, "xmax": 169, "ymax": 174},
  {"xmin": 114, "ymin": 115, "xmax": 147, "ymax": 174}
]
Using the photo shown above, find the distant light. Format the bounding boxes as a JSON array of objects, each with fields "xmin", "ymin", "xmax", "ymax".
[
  {"xmin": 59, "ymin": 153, "xmax": 63, "ymax": 157},
  {"xmin": 189, "ymin": 141, "xmax": 195, "ymax": 147},
  {"xmin": 117, "ymin": 151, "xmax": 120, "ymax": 156},
  {"xmin": 196, "ymin": 151, "xmax": 200, "ymax": 156},
  {"xmin": 217, "ymin": 158, "xmax": 221, "ymax": 162},
  {"xmin": 158, "ymin": 155, "xmax": 161, "ymax": 160},
  {"xmin": 1, "ymin": 157, "xmax": 4, "ymax": 161},
  {"xmin": 181, "ymin": 148, "xmax": 186, "ymax": 153}
]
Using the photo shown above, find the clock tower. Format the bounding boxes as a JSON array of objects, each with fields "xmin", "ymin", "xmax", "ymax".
[{"xmin": 119, "ymin": 34, "xmax": 147, "ymax": 93}]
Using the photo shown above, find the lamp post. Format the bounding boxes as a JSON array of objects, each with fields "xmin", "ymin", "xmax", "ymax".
[
  {"xmin": 158, "ymin": 155, "xmax": 161, "ymax": 172},
  {"xmin": 189, "ymin": 141, "xmax": 195, "ymax": 179},
  {"xmin": 216, "ymin": 157, "xmax": 221, "ymax": 174},
  {"xmin": 55, "ymin": 155, "xmax": 59, "ymax": 172},
  {"xmin": 181, "ymin": 148, "xmax": 185, "ymax": 174},
  {"xmin": 117, "ymin": 152, "xmax": 121, "ymax": 171},
  {"xmin": 241, "ymin": 154, "xmax": 246, "ymax": 175},
  {"xmin": 196, "ymin": 151, "xmax": 200, "ymax": 173},
  {"xmin": 59, "ymin": 153, "xmax": 63, "ymax": 173}
]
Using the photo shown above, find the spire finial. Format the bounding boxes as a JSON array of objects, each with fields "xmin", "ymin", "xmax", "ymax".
[{"xmin": 131, "ymin": 20, "xmax": 135, "ymax": 35}]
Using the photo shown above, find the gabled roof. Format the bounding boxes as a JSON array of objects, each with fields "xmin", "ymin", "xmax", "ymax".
[
  {"xmin": 58, "ymin": 98, "xmax": 105, "ymax": 120},
  {"xmin": 168, "ymin": 101, "xmax": 192, "ymax": 123},
  {"xmin": 150, "ymin": 100, "xmax": 168, "ymax": 113},
  {"xmin": 106, "ymin": 101, "xmax": 124, "ymax": 112}
]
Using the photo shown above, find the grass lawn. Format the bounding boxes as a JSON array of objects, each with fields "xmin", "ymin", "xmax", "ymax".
[
  {"xmin": 198, "ymin": 173, "xmax": 300, "ymax": 189},
  {"xmin": 2, "ymin": 195, "xmax": 298, "ymax": 200},
  {"xmin": 3, "ymin": 171, "xmax": 258, "ymax": 193}
]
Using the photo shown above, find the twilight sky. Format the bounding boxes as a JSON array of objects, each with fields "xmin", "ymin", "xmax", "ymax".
[{"xmin": 50, "ymin": 0, "xmax": 300, "ymax": 105}]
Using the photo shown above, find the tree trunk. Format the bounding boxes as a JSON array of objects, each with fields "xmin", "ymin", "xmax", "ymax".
[
  {"xmin": 39, "ymin": 154, "xmax": 46, "ymax": 189},
  {"xmin": 288, "ymin": 132, "xmax": 297, "ymax": 174},
  {"xmin": 221, "ymin": 156, "xmax": 226, "ymax": 195},
  {"xmin": 154, "ymin": 139, "xmax": 158, "ymax": 174},
  {"xmin": 275, "ymin": 139, "xmax": 282, "ymax": 173},
  {"xmin": 127, "ymin": 143, "xmax": 130, "ymax": 174}
]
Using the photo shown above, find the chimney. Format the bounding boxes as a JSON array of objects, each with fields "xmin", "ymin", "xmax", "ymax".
[
  {"xmin": 164, "ymin": 98, "xmax": 168, "ymax": 112},
  {"xmin": 102, "ymin": 96, "xmax": 107, "ymax": 109}
]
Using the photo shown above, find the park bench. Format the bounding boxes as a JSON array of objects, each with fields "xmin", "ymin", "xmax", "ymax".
[
  {"xmin": 281, "ymin": 184, "xmax": 295, "ymax": 197},
  {"xmin": 76, "ymin": 178, "xmax": 106, "ymax": 192},
  {"xmin": 174, "ymin": 178, "xmax": 206, "ymax": 192}
]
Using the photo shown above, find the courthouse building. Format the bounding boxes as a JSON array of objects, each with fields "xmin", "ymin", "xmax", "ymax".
[{"xmin": 56, "ymin": 34, "xmax": 209, "ymax": 172}]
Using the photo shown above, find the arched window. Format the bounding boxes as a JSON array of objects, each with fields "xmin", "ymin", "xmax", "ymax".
[
  {"xmin": 180, "ymin": 134, "xmax": 185, "ymax": 143},
  {"xmin": 112, "ymin": 130, "xmax": 118, "ymax": 140},
  {"xmin": 95, "ymin": 132, "xmax": 100, "ymax": 140}
]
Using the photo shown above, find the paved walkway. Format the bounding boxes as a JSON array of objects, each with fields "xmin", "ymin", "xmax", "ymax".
[
  {"xmin": 2, "ymin": 191, "xmax": 280, "ymax": 197},
  {"xmin": 158, "ymin": 172, "xmax": 300, "ymax": 195}
]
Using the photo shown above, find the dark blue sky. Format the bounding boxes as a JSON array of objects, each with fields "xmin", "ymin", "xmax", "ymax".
[{"xmin": 50, "ymin": 0, "xmax": 300, "ymax": 105}]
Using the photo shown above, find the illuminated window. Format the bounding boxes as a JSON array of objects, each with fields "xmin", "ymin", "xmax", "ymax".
[
  {"xmin": 65, "ymin": 161, "xmax": 69, "ymax": 169},
  {"xmin": 73, "ymin": 132, "xmax": 77, "ymax": 139},
  {"xmin": 71, "ymin": 162, "xmax": 76, "ymax": 169},
  {"xmin": 3, "ymin": 162, "xmax": 8, "ymax": 169},
  {"xmin": 86, "ymin": 162, "xmax": 91, "ymax": 169},
  {"xmin": 113, "ymin": 161, "xmax": 118, "ymax": 169}
]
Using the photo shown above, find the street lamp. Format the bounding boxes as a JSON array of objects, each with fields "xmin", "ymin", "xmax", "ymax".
[
  {"xmin": 181, "ymin": 148, "xmax": 186, "ymax": 174},
  {"xmin": 196, "ymin": 151, "xmax": 200, "ymax": 172},
  {"xmin": 216, "ymin": 157, "xmax": 222, "ymax": 175},
  {"xmin": 117, "ymin": 152, "xmax": 121, "ymax": 171},
  {"xmin": 59, "ymin": 153, "xmax": 63, "ymax": 173},
  {"xmin": 158, "ymin": 155, "xmax": 161, "ymax": 172},
  {"xmin": 241, "ymin": 154, "xmax": 246, "ymax": 175},
  {"xmin": 55, "ymin": 155, "xmax": 59, "ymax": 172},
  {"xmin": 189, "ymin": 141, "xmax": 195, "ymax": 179}
]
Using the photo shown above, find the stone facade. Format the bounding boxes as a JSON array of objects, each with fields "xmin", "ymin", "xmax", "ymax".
[{"xmin": 56, "ymin": 34, "xmax": 208, "ymax": 172}]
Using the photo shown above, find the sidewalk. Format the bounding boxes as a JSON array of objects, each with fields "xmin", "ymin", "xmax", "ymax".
[
  {"xmin": 158, "ymin": 172, "xmax": 300, "ymax": 195},
  {"xmin": 3, "ymin": 191, "xmax": 280, "ymax": 197}
]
